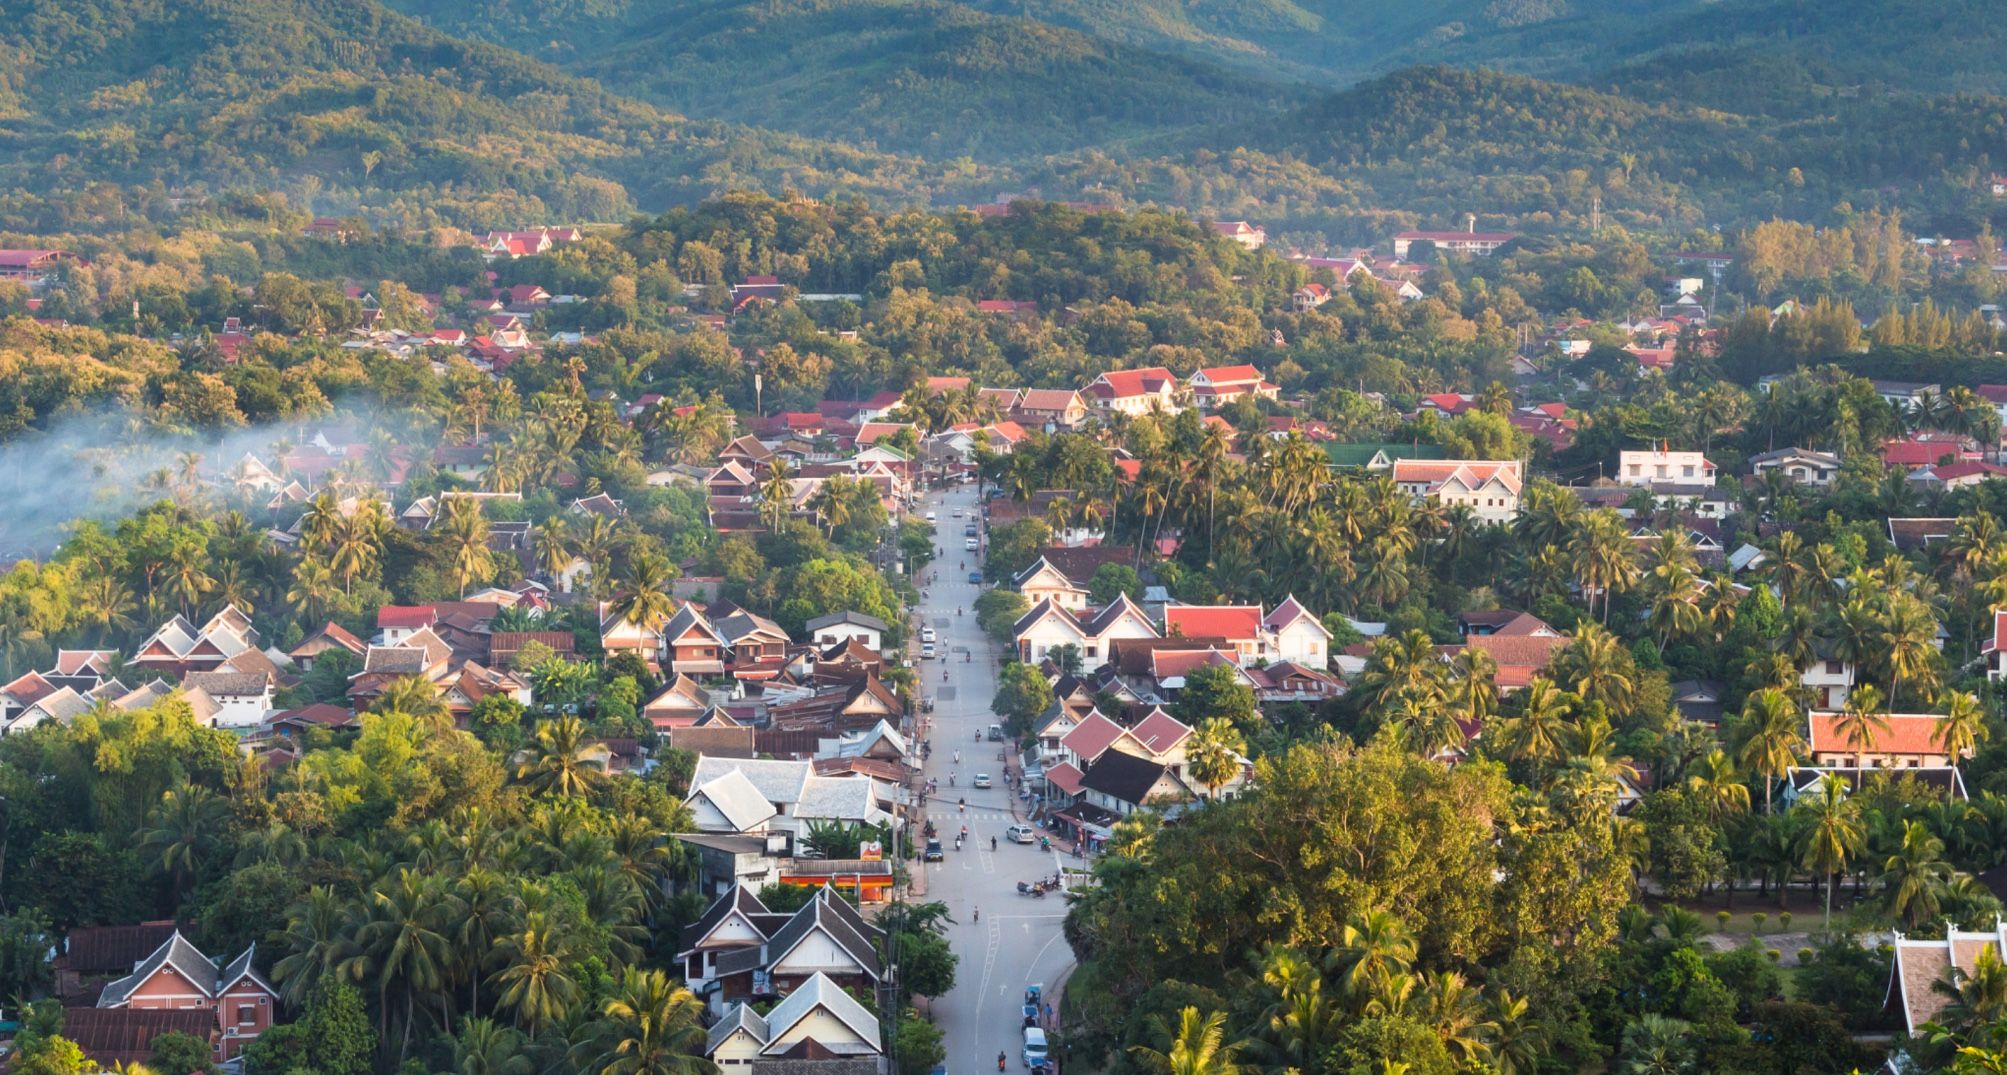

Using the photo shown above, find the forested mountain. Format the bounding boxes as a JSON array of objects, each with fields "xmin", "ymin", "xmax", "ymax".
[
  {"xmin": 380, "ymin": 0, "xmax": 1286, "ymax": 161},
  {"xmin": 0, "ymin": 0, "xmax": 991, "ymax": 230}
]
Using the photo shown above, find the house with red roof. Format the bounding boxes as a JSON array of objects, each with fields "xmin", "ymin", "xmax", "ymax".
[
  {"xmin": 1162, "ymin": 597, "xmax": 1333, "ymax": 666},
  {"xmin": 1417, "ymin": 393, "xmax": 1474, "ymax": 417},
  {"xmin": 1984, "ymin": 611, "xmax": 2007, "ymax": 684},
  {"xmin": 975, "ymin": 299, "xmax": 1039, "ymax": 318},
  {"xmin": 93, "ymin": 930, "xmax": 278, "ymax": 1059},
  {"xmin": 1391, "ymin": 459, "xmax": 1524, "ymax": 523},
  {"xmin": 1909, "ymin": 460, "xmax": 2007, "ymax": 490},
  {"xmin": 1293, "ymin": 282, "xmax": 1331, "ymax": 311},
  {"xmin": 1808, "ymin": 711, "xmax": 1964, "ymax": 768},
  {"xmin": 1188, "ymin": 364, "xmax": 1278, "ymax": 409},
  {"xmin": 1437, "ymin": 629, "xmax": 1572, "ymax": 692},
  {"xmin": 730, "ymin": 275, "xmax": 788, "ymax": 313},
  {"xmin": 1884, "ymin": 435, "xmax": 1982, "ymax": 468},
  {"xmin": 1084, "ymin": 367, "xmax": 1180, "ymax": 417}
]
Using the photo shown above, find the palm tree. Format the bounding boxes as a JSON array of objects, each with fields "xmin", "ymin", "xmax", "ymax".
[
  {"xmin": 1568, "ymin": 510, "xmax": 1639, "ymax": 622},
  {"xmin": 439, "ymin": 497, "xmax": 494, "ymax": 599},
  {"xmin": 610, "ymin": 555, "xmax": 678, "ymax": 633},
  {"xmin": 287, "ymin": 555, "xmax": 340, "ymax": 620},
  {"xmin": 1486, "ymin": 989, "xmax": 1546, "ymax": 1075},
  {"xmin": 272, "ymin": 886, "xmax": 355, "ymax": 1006},
  {"xmin": 575, "ymin": 515, "xmax": 621, "ymax": 594},
  {"xmin": 491, "ymin": 909, "xmax": 578, "ymax": 1036},
  {"xmin": 453, "ymin": 1017, "xmax": 532, "ymax": 1075},
  {"xmin": 78, "ymin": 573, "xmax": 136, "ymax": 645},
  {"xmin": 1796, "ymin": 774, "xmax": 1865, "ymax": 928},
  {"xmin": 757, "ymin": 459, "xmax": 793, "ymax": 533},
  {"xmin": 1497, "ymin": 677, "xmax": 1572, "ymax": 772},
  {"xmin": 1421, "ymin": 971, "xmax": 1496, "ymax": 1068},
  {"xmin": 1833, "ymin": 684, "xmax": 1892, "ymax": 757},
  {"xmin": 534, "ymin": 516, "xmax": 573, "ymax": 581},
  {"xmin": 1826, "ymin": 596, "xmax": 1879, "ymax": 696},
  {"xmin": 1553, "ymin": 623, "xmax": 1635, "ymax": 715},
  {"xmin": 1129, "ymin": 1006, "xmax": 1245, "ymax": 1075},
  {"xmin": 573, "ymin": 968, "xmax": 715, "ymax": 1075},
  {"xmin": 514, "ymin": 715, "xmax": 609, "ymax": 799},
  {"xmin": 1882, "ymin": 818, "xmax": 1956, "ymax": 928},
  {"xmin": 1732, "ymin": 687, "xmax": 1805, "ymax": 815},
  {"xmin": 1938, "ymin": 946, "xmax": 2007, "ymax": 1032},
  {"xmin": 343, "ymin": 869, "xmax": 459, "ymax": 1060},
  {"xmin": 1882, "ymin": 595, "xmax": 1940, "ymax": 709},
  {"xmin": 1251, "ymin": 947, "xmax": 1343, "ymax": 1074},
  {"xmin": 1937, "ymin": 690, "xmax": 1990, "ymax": 761},
  {"xmin": 454, "ymin": 867, "xmax": 522, "ymax": 1013},
  {"xmin": 1185, "ymin": 718, "xmax": 1246, "ymax": 799},
  {"xmin": 374, "ymin": 676, "xmax": 451, "ymax": 731},
  {"xmin": 1327, "ymin": 910, "xmax": 1416, "ymax": 1009},
  {"xmin": 137, "ymin": 784, "xmax": 227, "ymax": 906},
  {"xmin": 1684, "ymin": 749, "xmax": 1750, "ymax": 820}
]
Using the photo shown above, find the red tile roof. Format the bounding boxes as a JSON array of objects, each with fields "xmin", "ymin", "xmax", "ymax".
[
  {"xmin": 1808, "ymin": 712, "xmax": 1956, "ymax": 756},
  {"xmin": 1195, "ymin": 364, "xmax": 1263, "ymax": 384},
  {"xmin": 377, "ymin": 605, "xmax": 437, "ymax": 629},
  {"xmin": 1088, "ymin": 367, "xmax": 1175, "ymax": 400},
  {"xmin": 1163, "ymin": 605, "xmax": 1262, "ymax": 642},
  {"xmin": 1130, "ymin": 708, "xmax": 1193, "ymax": 754},
  {"xmin": 1060, "ymin": 712, "xmax": 1128, "ymax": 764}
]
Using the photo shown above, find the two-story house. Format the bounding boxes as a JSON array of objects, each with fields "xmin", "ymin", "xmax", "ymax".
[
  {"xmin": 1807, "ymin": 711, "xmax": 1966, "ymax": 769},
  {"xmin": 1084, "ymin": 367, "xmax": 1180, "ymax": 417},
  {"xmin": 1188, "ymin": 365, "xmax": 1278, "ymax": 409},
  {"xmin": 679, "ymin": 885, "xmax": 884, "ymax": 1016},
  {"xmin": 94, "ymin": 931, "xmax": 278, "ymax": 1060},
  {"xmin": 1617, "ymin": 449, "xmax": 1718, "ymax": 488},
  {"xmin": 1012, "ymin": 545, "xmax": 1139, "ymax": 612},
  {"xmin": 1389, "ymin": 459, "xmax": 1525, "ymax": 523},
  {"xmin": 1749, "ymin": 447, "xmax": 1843, "ymax": 487}
]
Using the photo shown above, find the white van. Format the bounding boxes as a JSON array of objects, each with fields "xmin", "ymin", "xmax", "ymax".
[{"xmin": 1022, "ymin": 1027, "xmax": 1048, "ymax": 1069}]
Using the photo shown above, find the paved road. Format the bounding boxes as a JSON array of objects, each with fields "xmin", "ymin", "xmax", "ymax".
[{"xmin": 908, "ymin": 481, "xmax": 1072, "ymax": 1075}]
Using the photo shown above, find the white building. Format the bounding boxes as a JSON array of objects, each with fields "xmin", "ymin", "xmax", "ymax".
[
  {"xmin": 1389, "ymin": 459, "xmax": 1525, "ymax": 524},
  {"xmin": 1617, "ymin": 449, "xmax": 1717, "ymax": 489}
]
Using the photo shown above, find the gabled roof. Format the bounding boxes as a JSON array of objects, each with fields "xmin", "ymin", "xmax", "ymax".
[
  {"xmin": 1080, "ymin": 749, "xmax": 1187, "ymax": 807},
  {"xmin": 662, "ymin": 604, "xmax": 727, "ymax": 648},
  {"xmin": 63, "ymin": 1008, "xmax": 217, "ymax": 1068},
  {"xmin": 764, "ymin": 888, "xmax": 884, "ymax": 981},
  {"xmin": 1262, "ymin": 595, "xmax": 1327, "ymax": 635},
  {"xmin": 1012, "ymin": 545, "xmax": 1136, "ymax": 588},
  {"xmin": 1086, "ymin": 366, "xmax": 1175, "ymax": 400},
  {"xmin": 761, "ymin": 971, "xmax": 881, "ymax": 1054},
  {"xmin": 1129, "ymin": 708, "xmax": 1193, "ymax": 754},
  {"xmin": 97, "ymin": 931, "xmax": 221, "ymax": 1007},
  {"xmin": 59, "ymin": 922, "xmax": 183, "ymax": 974},
  {"xmin": 688, "ymin": 768, "xmax": 781, "ymax": 832},
  {"xmin": 1080, "ymin": 593, "xmax": 1157, "ymax": 638},
  {"xmin": 680, "ymin": 882, "xmax": 773, "ymax": 952},
  {"xmin": 291, "ymin": 621, "xmax": 367, "ymax": 659},
  {"xmin": 1016, "ymin": 388, "xmax": 1083, "ymax": 412},
  {"xmin": 806, "ymin": 610, "xmax": 888, "ymax": 633},
  {"xmin": 708, "ymin": 1001, "xmax": 769, "ymax": 1055},
  {"xmin": 1060, "ymin": 711, "xmax": 1129, "ymax": 764},
  {"xmin": 377, "ymin": 605, "xmax": 437, "ymax": 629}
]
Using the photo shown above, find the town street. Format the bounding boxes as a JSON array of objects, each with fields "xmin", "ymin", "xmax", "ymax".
[{"xmin": 909, "ymin": 481, "xmax": 1073, "ymax": 1073}]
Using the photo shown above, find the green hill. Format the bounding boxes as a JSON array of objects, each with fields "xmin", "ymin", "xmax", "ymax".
[
  {"xmin": 380, "ymin": 0, "xmax": 1288, "ymax": 161},
  {"xmin": 0, "ymin": 0, "xmax": 991, "ymax": 227}
]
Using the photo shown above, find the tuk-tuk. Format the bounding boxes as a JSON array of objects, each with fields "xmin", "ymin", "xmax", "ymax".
[{"xmin": 1025, "ymin": 983, "xmax": 1043, "ymax": 1006}]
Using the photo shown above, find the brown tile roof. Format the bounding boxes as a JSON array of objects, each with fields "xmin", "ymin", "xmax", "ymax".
[
  {"xmin": 57, "ymin": 922, "xmax": 183, "ymax": 975},
  {"xmin": 664, "ymin": 726, "xmax": 755, "ymax": 757},
  {"xmin": 63, "ymin": 1007, "xmax": 216, "ymax": 1066}
]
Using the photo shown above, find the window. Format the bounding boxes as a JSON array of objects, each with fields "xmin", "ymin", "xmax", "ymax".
[
  {"xmin": 1825, "ymin": 660, "xmax": 1843, "ymax": 675},
  {"xmin": 238, "ymin": 1004, "xmax": 256, "ymax": 1025}
]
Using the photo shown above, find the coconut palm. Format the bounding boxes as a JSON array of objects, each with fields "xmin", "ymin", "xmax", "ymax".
[
  {"xmin": 1497, "ymin": 677, "xmax": 1572, "ymax": 771},
  {"xmin": 1568, "ymin": 509, "xmax": 1640, "ymax": 622},
  {"xmin": 374, "ymin": 676, "xmax": 452, "ymax": 732},
  {"xmin": 1129, "ymin": 1006, "xmax": 1245, "ymax": 1075},
  {"xmin": 1937, "ymin": 945, "xmax": 2007, "ymax": 1032},
  {"xmin": 1882, "ymin": 595, "xmax": 1940, "ymax": 709},
  {"xmin": 490, "ymin": 909, "xmax": 579, "ymax": 1037},
  {"xmin": 610, "ymin": 554, "xmax": 678, "ymax": 632},
  {"xmin": 272, "ymin": 885, "xmax": 355, "ymax": 1005},
  {"xmin": 453, "ymin": 1017, "xmax": 532, "ymax": 1075},
  {"xmin": 137, "ymin": 784, "xmax": 228, "ymax": 906},
  {"xmin": 343, "ymin": 869, "xmax": 460, "ymax": 1060},
  {"xmin": 455, "ymin": 867, "xmax": 522, "ymax": 1013},
  {"xmin": 534, "ymin": 516, "xmax": 573, "ymax": 580},
  {"xmin": 1185, "ymin": 718, "xmax": 1246, "ymax": 799},
  {"xmin": 572, "ymin": 967, "xmax": 715, "ymax": 1075},
  {"xmin": 1552, "ymin": 623, "xmax": 1636, "ymax": 714},
  {"xmin": 1833, "ymin": 684, "xmax": 1892, "ymax": 757},
  {"xmin": 1327, "ymin": 910, "xmax": 1416, "ymax": 1009},
  {"xmin": 1796, "ymin": 773, "xmax": 1865, "ymax": 928},
  {"xmin": 1882, "ymin": 818, "xmax": 1956, "ymax": 928},
  {"xmin": 757, "ymin": 459, "xmax": 793, "ymax": 533},
  {"xmin": 1937, "ymin": 690, "xmax": 1990, "ymax": 761},
  {"xmin": 1726, "ymin": 689, "xmax": 1806, "ymax": 814},
  {"xmin": 1486, "ymin": 989, "xmax": 1546, "ymax": 1075},
  {"xmin": 1684, "ymin": 749, "xmax": 1750, "ymax": 820},
  {"xmin": 439, "ymin": 497, "xmax": 494, "ymax": 599},
  {"xmin": 514, "ymin": 715, "xmax": 609, "ymax": 799}
]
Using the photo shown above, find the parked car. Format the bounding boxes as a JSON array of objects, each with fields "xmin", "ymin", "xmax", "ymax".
[
  {"xmin": 924, "ymin": 839, "xmax": 944, "ymax": 862},
  {"xmin": 964, "ymin": 524, "xmax": 978, "ymax": 537},
  {"xmin": 973, "ymin": 772, "xmax": 993, "ymax": 788},
  {"xmin": 921, "ymin": 642, "xmax": 936, "ymax": 659},
  {"xmin": 925, "ymin": 511, "xmax": 936, "ymax": 522},
  {"xmin": 922, "ymin": 627, "xmax": 937, "ymax": 643},
  {"xmin": 967, "ymin": 571, "xmax": 983, "ymax": 584},
  {"xmin": 1007, "ymin": 824, "xmax": 1036, "ymax": 844},
  {"xmin": 987, "ymin": 723, "xmax": 1003, "ymax": 741},
  {"xmin": 965, "ymin": 537, "xmax": 979, "ymax": 550}
]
